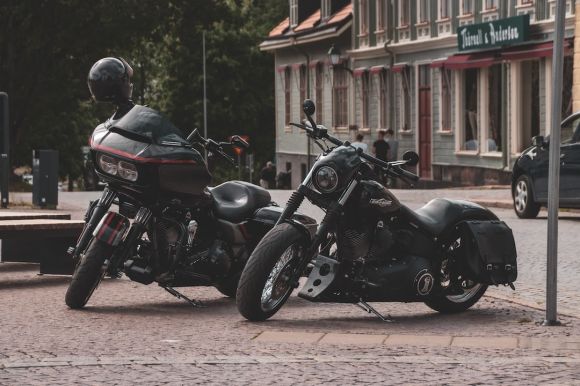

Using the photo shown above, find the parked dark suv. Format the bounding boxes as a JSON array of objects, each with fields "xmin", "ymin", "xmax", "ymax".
[{"xmin": 512, "ymin": 112, "xmax": 580, "ymax": 218}]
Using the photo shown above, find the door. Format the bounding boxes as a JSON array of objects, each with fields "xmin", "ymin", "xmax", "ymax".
[
  {"xmin": 559, "ymin": 115, "xmax": 580, "ymax": 203},
  {"xmin": 418, "ymin": 65, "xmax": 432, "ymax": 178}
]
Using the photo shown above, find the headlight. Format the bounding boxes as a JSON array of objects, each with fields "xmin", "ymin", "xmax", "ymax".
[
  {"xmin": 314, "ymin": 166, "xmax": 338, "ymax": 193},
  {"xmin": 117, "ymin": 161, "xmax": 138, "ymax": 181},
  {"xmin": 98, "ymin": 155, "xmax": 117, "ymax": 176}
]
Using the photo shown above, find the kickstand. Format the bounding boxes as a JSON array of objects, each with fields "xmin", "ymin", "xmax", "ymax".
[
  {"xmin": 163, "ymin": 286, "xmax": 205, "ymax": 308},
  {"xmin": 356, "ymin": 300, "xmax": 393, "ymax": 323}
]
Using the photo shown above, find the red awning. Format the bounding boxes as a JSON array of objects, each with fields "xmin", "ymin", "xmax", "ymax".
[
  {"xmin": 370, "ymin": 65, "xmax": 387, "ymax": 74},
  {"xmin": 391, "ymin": 64, "xmax": 408, "ymax": 73},
  {"xmin": 276, "ymin": 65, "xmax": 288, "ymax": 73},
  {"xmin": 429, "ymin": 59, "xmax": 446, "ymax": 69},
  {"xmin": 353, "ymin": 67, "xmax": 368, "ymax": 77},
  {"xmin": 501, "ymin": 41, "xmax": 572, "ymax": 61},
  {"xmin": 443, "ymin": 53, "xmax": 497, "ymax": 70},
  {"xmin": 291, "ymin": 63, "xmax": 304, "ymax": 70},
  {"xmin": 308, "ymin": 59, "xmax": 320, "ymax": 68}
]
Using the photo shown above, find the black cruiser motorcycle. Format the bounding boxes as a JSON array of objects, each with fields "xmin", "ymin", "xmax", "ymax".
[
  {"xmin": 236, "ymin": 100, "xmax": 517, "ymax": 321},
  {"xmin": 65, "ymin": 57, "xmax": 316, "ymax": 309}
]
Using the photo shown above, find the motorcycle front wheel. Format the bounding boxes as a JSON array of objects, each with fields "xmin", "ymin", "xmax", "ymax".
[
  {"xmin": 236, "ymin": 223, "xmax": 306, "ymax": 321},
  {"xmin": 65, "ymin": 238, "xmax": 112, "ymax": 309}
]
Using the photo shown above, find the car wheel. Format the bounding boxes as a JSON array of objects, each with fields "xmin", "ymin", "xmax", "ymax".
[{"xmin": 513, "ymin": 175, "xmax": 540, "ymax": 219}]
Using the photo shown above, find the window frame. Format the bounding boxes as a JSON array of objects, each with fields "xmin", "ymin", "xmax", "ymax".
[
  {"xmin": 333, "ymin": 69, "xmax": 349, "ymax": 129},
  {"xmin": 359, "ymin": 0, "xmax": 369, "ymax": 36},
  {"xmin": 315, "ymin": 63, "xmax": 324, "ymax": 124},
  {"xmin": 398, "ymin": 0, "xmax": 410, "ymax": 27},
  {"xmin": 284, "ymin": 67, "xmax": 292, "ymax": 127},
  {"xmin": 417, "ymin": 0, "xmax": 430, "ymax": 24},
  {"xmin": 290, "ymin": 0, "xmax": 298, "ymax": 27},
  {"xmin": 440, "ymin": 68, "xmax": 452, "ymax": 132},
  {"xmin": 379, "ymin": 69, "xmax": 389, "ymax": 129},
  {"xmin": 461, "ymin": 0, "xmax": 475, "ymax": 15},
  {"xmin": 376, "ymin": 0, "xmax": 385, "ymax": 31},
  {"xmin": 483, "ymin": 0, "xmax": 498, "ymax": 11},
  {"xmin": 439, "ymin": 0, "xmax": 452, "ymax": 19}
]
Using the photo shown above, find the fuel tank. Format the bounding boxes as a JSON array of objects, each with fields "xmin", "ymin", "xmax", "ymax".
[
  {"xmin": 90, "ymin": 105, "xmax": 211, "ymax": 204},
  {"xmin": 358, "ymin": 180, "xmax": 402, "ymax": 215}
]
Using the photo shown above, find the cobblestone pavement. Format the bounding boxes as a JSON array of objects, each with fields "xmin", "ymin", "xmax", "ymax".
[
  {"xmin": 1, "ymin": 263, "xmax": 580, "ymax": 385},
  {"xmin": 3, "ymin": 188, "xmax": 580, "ymax": 383}
]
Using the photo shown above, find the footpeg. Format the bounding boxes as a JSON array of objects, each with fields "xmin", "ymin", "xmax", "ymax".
[
  {"xmin": 356, "ymin": 300, "xmax": 393, "ymax": 323},
  {"xmin": 163, "ymin": 286, "xmax": 204, "ymax": 308}
]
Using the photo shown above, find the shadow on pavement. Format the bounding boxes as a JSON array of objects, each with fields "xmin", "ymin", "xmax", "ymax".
[
  {"xmin": 79, "ymin": 297, "xmax": 236, "ymax": 316},
  {"xmin": 0, "ymin": 276, "xmax": 69, "ymax": 290}
]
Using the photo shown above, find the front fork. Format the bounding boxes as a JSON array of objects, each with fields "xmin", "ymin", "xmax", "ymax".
[
  {"xmin": 70, "ymin": 187, "xmax": 116, "ymax": 259},
  {"xmin": 279, "ymin": 178, "xmax": 360, "ymax": 280}
]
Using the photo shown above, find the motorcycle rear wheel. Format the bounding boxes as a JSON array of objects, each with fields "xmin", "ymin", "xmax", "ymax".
[
  {"xmin": 65, "ymin": 238, "xmax": 112, "ymax": 309},
  {"xmin": 236, "ymin": 223, "xmax": 306, "ymax": 321},
  {"xmin": 424, "ymin": 282, "xmax": 487, "ymax": 313}
]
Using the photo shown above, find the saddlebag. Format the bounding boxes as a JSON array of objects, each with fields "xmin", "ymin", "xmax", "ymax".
[{"xmin": 457, "ymin": 220, "xmax": 517, "ymax": 285}]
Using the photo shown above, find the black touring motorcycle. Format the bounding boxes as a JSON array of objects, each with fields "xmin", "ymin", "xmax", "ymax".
[
  {"xmin": 236, "ymin": 100, "xmax": 517, "ymax": 321},
  {"xmin": 66, "ymin": 104, "xmax": 316, "ymax": 309}
]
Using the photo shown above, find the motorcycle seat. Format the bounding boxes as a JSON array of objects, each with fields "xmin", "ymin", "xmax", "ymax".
[
  {"xmin": 209, "ymin": 181, "xmax": 271, "ymax": 223},
  {"xmin": 403, "ymin": 198, "xmax": 488, "ymax": 236}
]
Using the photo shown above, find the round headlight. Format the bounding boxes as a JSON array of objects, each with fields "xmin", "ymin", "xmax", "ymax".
[
  {"xmin": 314, "ymin": 166, "xmax": 338, "ymax": 193},
  {"xmin": 98, "ymin": 154, "xmax": 117, "ymax": 176},
  {"xmin": 118, "ymin": 161, "xmax": 138, "ymax": 182}
]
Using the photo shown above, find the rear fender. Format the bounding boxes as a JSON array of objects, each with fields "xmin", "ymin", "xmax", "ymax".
[{"xmin": 93, "ymin": 212, "xmax": 130, "ymax": 247}]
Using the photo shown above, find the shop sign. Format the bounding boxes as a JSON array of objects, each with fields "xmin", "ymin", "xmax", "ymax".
[{"xmin": 457, "ymin": 15, "xmax": 529, "ymax": 51}]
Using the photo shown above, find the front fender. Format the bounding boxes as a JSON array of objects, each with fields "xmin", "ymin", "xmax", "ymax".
[{"xmin": 250, "ymin": 206, "xmax": 317, "ymax": 241}]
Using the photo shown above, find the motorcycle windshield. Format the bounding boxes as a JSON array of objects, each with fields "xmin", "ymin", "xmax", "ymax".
[{"xmin": 110, "ymin": 105, "xmax": 187, "ymax": 145}]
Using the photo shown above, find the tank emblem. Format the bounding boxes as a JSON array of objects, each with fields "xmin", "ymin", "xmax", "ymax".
[
  {"xmin": 369, "ymin": 198, "xmax": 392, "ymax": 208},
  {"xmin": 415, "ymin": 270, "xmax": 434, "ymax": 296}
]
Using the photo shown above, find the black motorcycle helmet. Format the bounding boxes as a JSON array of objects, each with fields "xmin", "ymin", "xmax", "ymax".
[{"xmin": 87, "ymin": 57, "xmax": 133, "ymax": 103}]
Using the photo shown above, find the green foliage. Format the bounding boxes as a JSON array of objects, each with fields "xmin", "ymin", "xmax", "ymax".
[{"xmin": 0, "ymin": 0, "xmax": 287, "ymax": 182}]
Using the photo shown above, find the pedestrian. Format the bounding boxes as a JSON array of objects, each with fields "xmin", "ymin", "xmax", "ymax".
[
  {"xmin": 259, "ymin": 161, "xmax": 276, "ymax": 189},
  {"xmin": 385, "ymin": 129, "xmax": 399, "ymax": 162},
  {"xmin": 373, "ymin": 130, "xmax": 390, "ymax": 184},
  {"xmin": 351, "ymin": 133, "xmax": 368, "ymax": 153}
]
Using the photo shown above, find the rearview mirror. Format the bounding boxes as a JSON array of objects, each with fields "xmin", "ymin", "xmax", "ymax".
[
  {"xmin": 303, "ymin": 99, "xmax": 315, "ymax": 117},
  {"xmin": 230, "ymin": 135, "xmax": 249, "ymax": 149},
  {"xmin": 532, "ymin": 135, "xmax": 546, "ymax": 148},
  {"xmin": 402, "ymin": 151, "xmax": 419, "ymax": 167}
]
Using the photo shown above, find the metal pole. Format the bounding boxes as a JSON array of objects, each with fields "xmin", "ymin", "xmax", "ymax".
[
  {"xmin": 543, "ymin": 0, "xmax": 566, "ymax": 326},
  {"xmin": 0, "ymin": 92, "xmax": 9, "ymax": 208},
  {"xmin": 203, "ymin": 31, "xmax": 208, "ymax": 160}
]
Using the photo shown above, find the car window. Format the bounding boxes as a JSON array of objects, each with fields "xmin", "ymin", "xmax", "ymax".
[{"xmin": 561, "ymin": 117, "xmax": 580, "ymax": 144}]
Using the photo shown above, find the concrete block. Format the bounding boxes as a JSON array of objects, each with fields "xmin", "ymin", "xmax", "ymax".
[
  {"xmin": 385, "ymin": 334, "xmax": 453, "ymax": 347},
  {"xmin": 452, "ymin": 336, "xmax": 518, "ymax": 349},
  {"xmin": 319, "ymin": 333, "xmax": 387, "ymax": 345},
  {"xmin": 253, "ymin": 331, "xmax": 324, "ymax": 344}
]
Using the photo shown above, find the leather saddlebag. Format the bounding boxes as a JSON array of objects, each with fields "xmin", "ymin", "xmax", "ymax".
[{"xmin": 457, "ymin": 220, "xmax": 517, "ymax": 285}]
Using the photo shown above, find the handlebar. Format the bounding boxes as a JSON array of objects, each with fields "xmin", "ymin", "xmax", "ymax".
[
  {"xmin": 186, "ymin": 129, "xmax": 236, "ymax": 165},
  {"xmin": 289, "ymin": 122, "xmax": 419, "ymax": 183}
]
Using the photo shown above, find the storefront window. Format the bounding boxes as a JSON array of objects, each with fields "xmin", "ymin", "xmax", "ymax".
[
  {"xmin": 462, "ymin": 68, "xmax": 478, "ymax": 150},
  {"xmin": 518, "ymin": 60, "xmax": 540, "ymax": 152},
  {"xmin": 487, "ymin": 64, "xmax": 502, "ymax": 152},
  {"xmin": 561, "ymin": 116, "xmax": 580, "ymax": 144}
]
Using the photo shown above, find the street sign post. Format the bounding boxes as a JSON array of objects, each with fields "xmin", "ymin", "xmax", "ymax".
[{"xmin": 544, "ymin": 0, "xmax": 566, "ymax": 326}]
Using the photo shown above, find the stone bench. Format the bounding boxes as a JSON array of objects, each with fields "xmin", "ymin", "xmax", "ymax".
[{"xmin": 0, "ymin": 217, "xmax": 84, "ymax": 275}]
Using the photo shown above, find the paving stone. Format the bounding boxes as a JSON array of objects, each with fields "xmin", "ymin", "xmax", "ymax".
[
  {"xmin": 452, "ymin": 336, "xmax": 519, "ymax": 349},
  {"xmin": 384, "ymin": 334, "xmax": 453, "ymax": 347},
  {"xmin": 253, "ymin": 331, "xmax": 324, "ymax": 344},
  {"xmin": 319, "ymin": 333, "xmax": 387, "ymax": 345}
]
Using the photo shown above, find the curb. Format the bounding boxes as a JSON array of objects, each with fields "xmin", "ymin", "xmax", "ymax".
[{"xmin": 485, "ymin": 291, "xmax": 580, "ymax": 320}]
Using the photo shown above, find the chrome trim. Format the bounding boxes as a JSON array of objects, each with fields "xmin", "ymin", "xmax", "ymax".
[{"xmin": 338, "ymin": 180, "xmax": 358, "ymax": 206}]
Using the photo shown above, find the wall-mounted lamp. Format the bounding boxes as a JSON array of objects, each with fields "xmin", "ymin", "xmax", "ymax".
[{"xmin": 328, "ymin": 44, "xmax": 353, "ymax": 75}]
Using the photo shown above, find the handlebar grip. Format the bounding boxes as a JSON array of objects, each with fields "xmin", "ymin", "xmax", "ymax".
[{"xmin": 392, "ymin": 166, "xmax": 420, "ymax": 182}]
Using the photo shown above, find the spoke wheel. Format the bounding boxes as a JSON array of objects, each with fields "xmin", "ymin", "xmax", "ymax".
[{"xmin": 260, "ymin": 244, "xmax": 301, "ymax": 312}]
